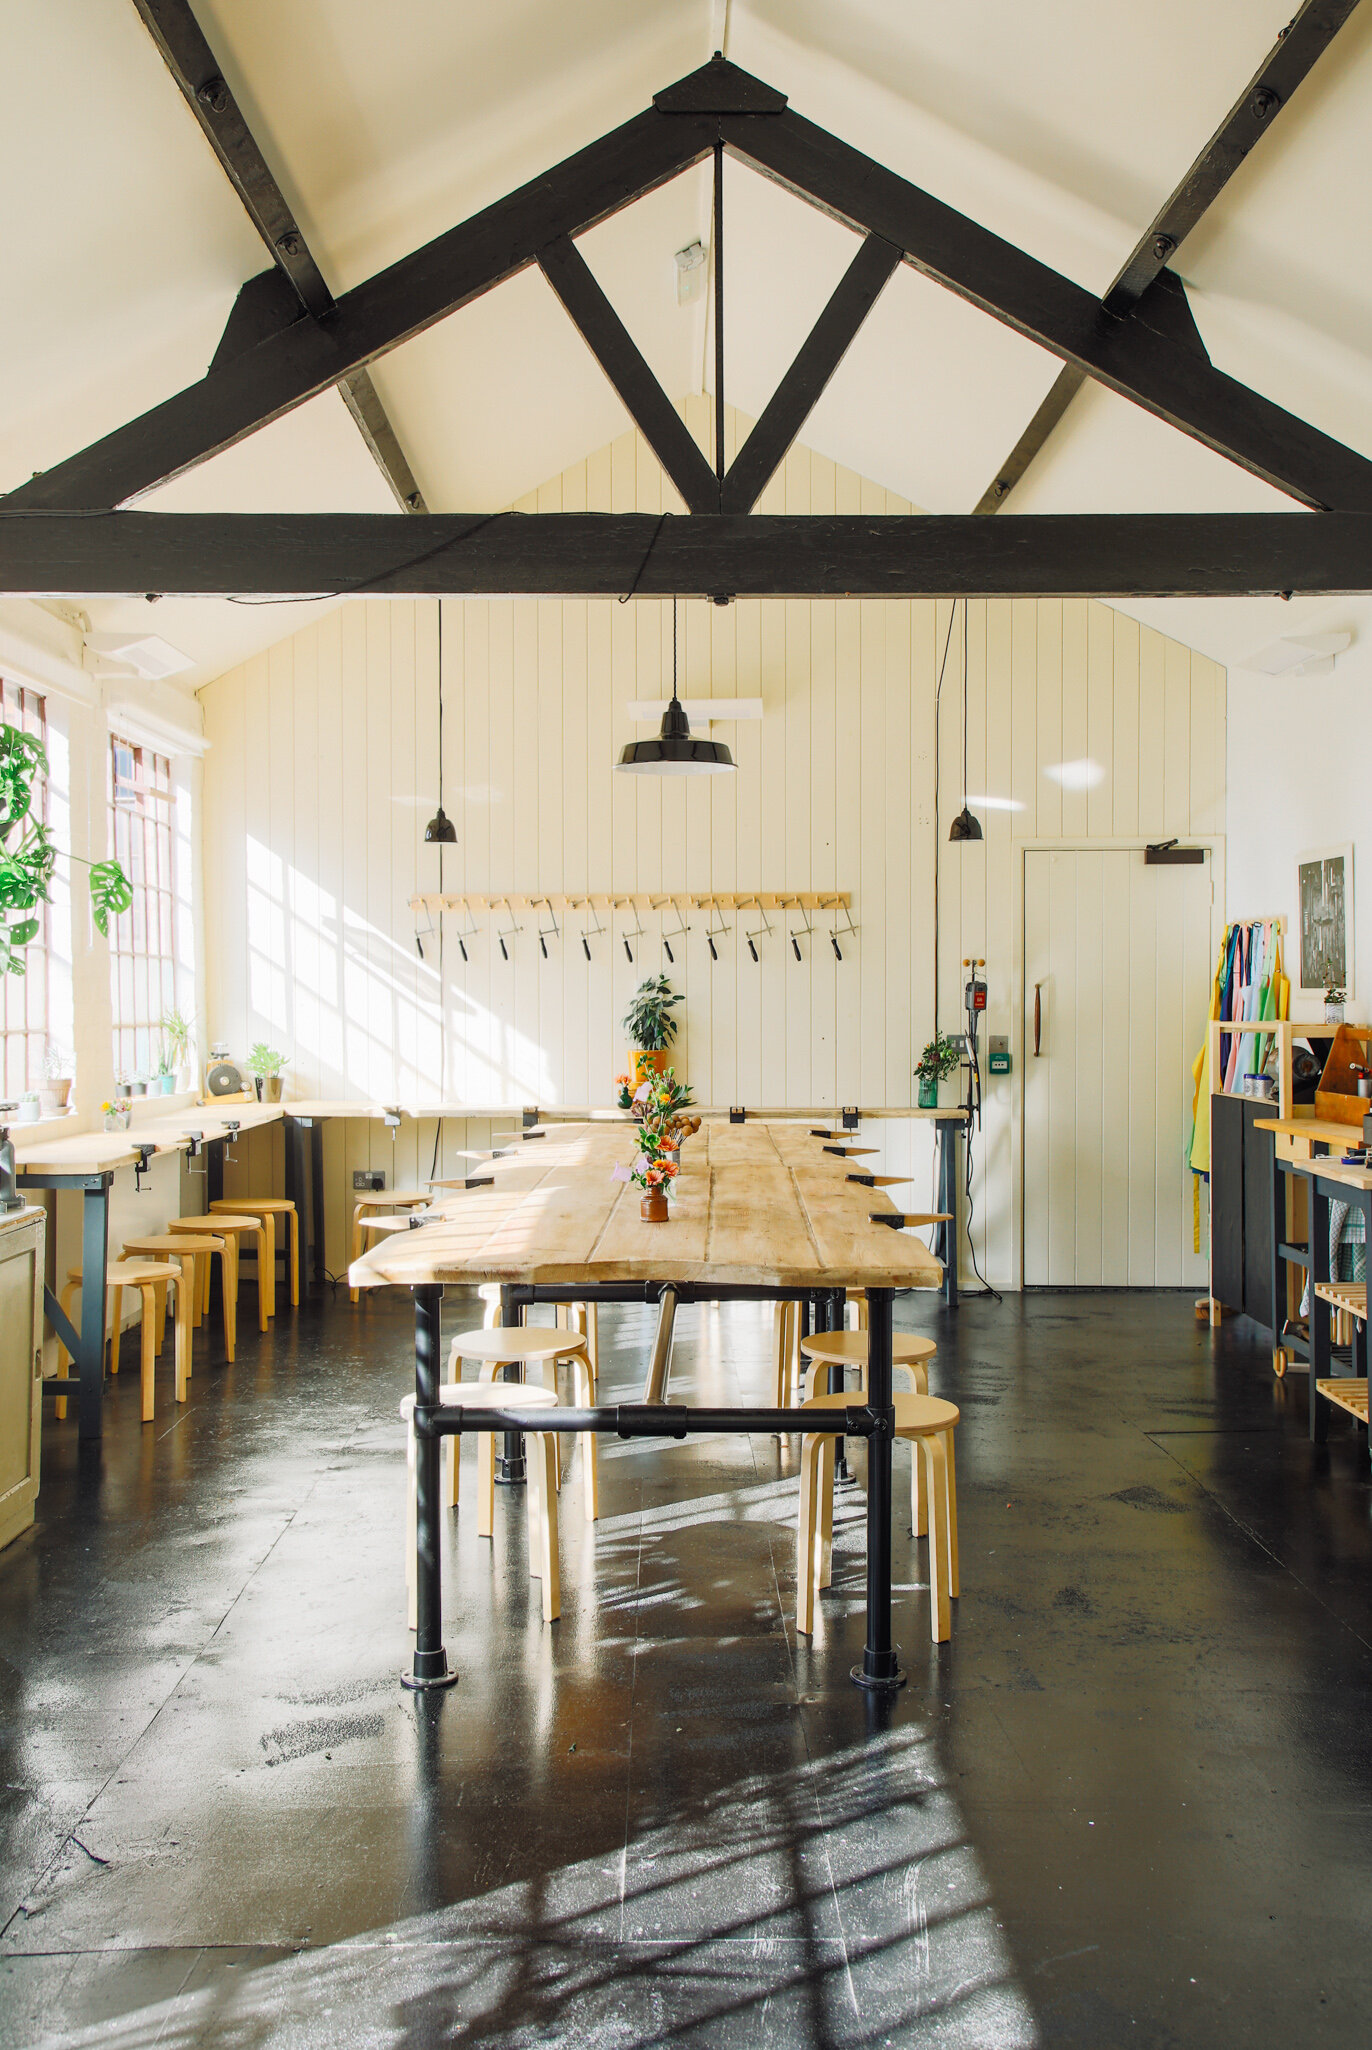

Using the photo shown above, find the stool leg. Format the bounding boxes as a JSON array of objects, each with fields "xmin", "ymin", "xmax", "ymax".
[
  {"xmin": 173, "ymin": 1263, "xmax": 190, "ymax": 1402},
  {"xmin": 261, "ymin": 1213, "xmax": 276, "ymax": 1320},
  {"xmin": 139, "ymin": 1284, "xmax": 156, "ymax": 1423},
  {"xmin": 108, "ymin": 1288, "xmax": 121, "ymax": 1375},
  {"xmin": 942, "ymin": 1430, "xmax": 960, "ymax": 1599},
  {"xmin": 155, "ymin": 1278, "xmax": 168, "ymax": 1355},
  {"xmin": 817, "ymin": 1435, "xmax": 836, "ymax": 1589},
  {"xmin": 572, "ymin": 1355, "xmax": 598, "ymax": 1520},
  {"xmin": 253, "ymin": 1224, "xmax": 269, "ymax": 1331},
  {"xmin": 773, "ymin": 1304, "xmax": 788, "ymax": 1408},
  {"xmin": 201, "ymin": 1249, "xmax": 211, "ymax": 1319},
  {"xmin": 222, "ymin": 1248, "xmax": 237, "ymax": 1362},
  {"xmin": 796, "ymin": 1432, "xmax": 822, "ymax": 1636},
  {"xmin": 350, "ymin": 1204, "xmax": 364, "ymax": 1305},
  {"xmin": 922, "ymin": 1435, "xmax": 952, "ymax": 1642},
  {"xmin": 533, "ymin": 1430, "xmax": 560, "ymax": 1622},
  {"xmin": 911, "ymin": 1426, "xmax": 927, "ymax": 1537}
]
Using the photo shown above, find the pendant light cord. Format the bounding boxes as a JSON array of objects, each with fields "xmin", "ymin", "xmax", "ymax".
[
  {"xmin": 962, "ymin": 595, "xmax": 969, "ymax": 801},
  {"xmin": 672, "ymin": 596, "xmax": 678, "ymax": 701},
  {"xmin": 714, "ymin": 138, "xmax": 725, "ymax": 503}
]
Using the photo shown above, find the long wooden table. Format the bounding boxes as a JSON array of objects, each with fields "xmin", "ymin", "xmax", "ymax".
[{"xmin": 351, "ymin": 1121, "xmax": 943, "ymax": 1694}]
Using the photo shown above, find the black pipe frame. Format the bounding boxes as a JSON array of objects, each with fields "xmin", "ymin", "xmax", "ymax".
[
  {"xmin": 404, "ymin": 1278, "xmax": 906, "ymax": 1696},
  {"xmin": 411, "ymin": 1401, "xmax": 882, "ymax": 1439}
]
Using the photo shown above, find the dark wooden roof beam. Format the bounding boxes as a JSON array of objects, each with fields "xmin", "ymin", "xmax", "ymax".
[
  {"xmin": 129, "ymin": 0, "xmax": 428, "ymax": 513},
  {"xmin": 972, "ymin": 0, "xmax": 1364, "ymax": 513},
  {"xmin": 6, "ymin": 508, "xmax": 1372, "ymax": 600}
]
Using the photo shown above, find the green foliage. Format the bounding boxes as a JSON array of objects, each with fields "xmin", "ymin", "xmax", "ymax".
[
  {"xmin": 248, "ymin": 1042, "xmax": 288, "ymax": 1077},
  {"xmin": 622, "ymin": 975, "xmax": 682, "ymax": 1051},
  {"xmin": 0, "ymin": 724, "xmax": 131, "ymax": 971},
  {"xmin": 916, "ymin": 1032, "xmax": 962, "ymax": 1082}
]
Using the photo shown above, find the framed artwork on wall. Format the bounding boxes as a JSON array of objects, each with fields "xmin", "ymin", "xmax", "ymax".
[{"xmin": 1296, "ymin": 844, "xmax": 1354, "ymax": 999}]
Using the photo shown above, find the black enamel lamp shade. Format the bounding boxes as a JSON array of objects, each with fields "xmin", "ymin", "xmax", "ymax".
[{"xmin": 617, "ymin": 694, "xmax": 735, "ymax": 776}]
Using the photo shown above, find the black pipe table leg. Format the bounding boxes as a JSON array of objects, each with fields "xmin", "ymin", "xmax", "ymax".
[
  {"xmin": 495, "ymin": 1282, "xmax": 526, "ymax": 1485},
  {"xmin": 853, "ymin": 1285, "xmax": 905, "ymax": 1691},
  {"xmin": 403, "ymin": 1283, "xmax": 457, "ymax": 1691},
  {"xmin": 1310, "ymin": 1179, "xmax": 1331, "ymax": 1444},
  {"xmin": 78, "ymin": 1177, "xmax": 112, "ymax": 1441}
]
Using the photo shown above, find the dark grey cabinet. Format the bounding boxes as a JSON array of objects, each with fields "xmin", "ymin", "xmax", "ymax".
[{"xmin": 1210, "ymin": 1093, "xmax": 1274, "ymax": 1327}]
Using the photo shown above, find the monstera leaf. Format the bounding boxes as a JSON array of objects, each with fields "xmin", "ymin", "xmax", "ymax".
[
  {"xmin": 0, "ymin": 724, "xmax": 131, "ymax": 967},
  {"xmin": 88, "ymin": 860, "xmax": 134, "ymax": 937}
]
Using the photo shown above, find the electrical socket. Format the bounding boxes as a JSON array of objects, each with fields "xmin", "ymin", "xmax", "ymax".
[{"xmin": 353, "ymin": 1169, "xmax": 385, "ymax": 1192}]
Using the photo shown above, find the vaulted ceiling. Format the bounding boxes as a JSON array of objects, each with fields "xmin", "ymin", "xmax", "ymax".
[{"xmin": 6, "ymin": 0, "xmax": 1372, "ymax": 683}]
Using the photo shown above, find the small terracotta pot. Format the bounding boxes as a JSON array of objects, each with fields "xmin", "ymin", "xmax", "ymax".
[
  {"xmin": 633, "ymin": 1049, "xmax": 670, "ymax": 1084},
  {"xmin": 640, "ymin": 1189, "xmax": 669, "ymax": 1222}
]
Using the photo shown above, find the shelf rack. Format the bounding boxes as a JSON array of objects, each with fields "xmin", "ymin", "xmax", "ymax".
[{"xmin": 409, "ymin": 892, "xmax": 851, "ymax": 914}]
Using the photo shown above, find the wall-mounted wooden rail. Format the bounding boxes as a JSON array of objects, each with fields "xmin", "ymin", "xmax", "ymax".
[{"xmin": 409, "ymin": 892, "xmax": 851, "ymax": 914}]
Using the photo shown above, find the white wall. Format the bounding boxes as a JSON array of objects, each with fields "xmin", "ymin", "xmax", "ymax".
[
  {"xmin": 199, "ymin": 404, "xmax": 1226, "ymax": 1286},
  {"xmin": 1227, "ymin": 641, "xmax": 1372, "ymax": 1022}
]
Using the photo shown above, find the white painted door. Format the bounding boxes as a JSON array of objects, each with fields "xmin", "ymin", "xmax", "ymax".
[{"xmin": 1023, "ymin": 848, "xmax": 1214, "ymax": 1287}]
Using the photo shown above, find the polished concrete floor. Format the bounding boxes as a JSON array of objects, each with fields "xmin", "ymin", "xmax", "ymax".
[{"xmin": 2, "ymin": 1284, "xmax": 1370, "ymax": 2048}]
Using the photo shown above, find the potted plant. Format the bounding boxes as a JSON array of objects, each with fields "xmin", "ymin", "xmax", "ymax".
[
  {"xmin": 1326, "ymin": 985, "xmax": 1347, "ymax": 1024},
  {"xmin": 160, "ymin": 1007, "xmax": 191, "ymax": 1087},
  {"xmin": 14, "ymin": 1090, "xmax": 41, "ymax": 1124},
  {"xmin": 623, "ymin": 975, "xmax": 683, "ymax": 1083},
  {"xmin": 248, "ymin": 1043, "xmax": 288, "ymax": 1102},
  {"xmin": 916, "ymin": 1032, "xmax": 962, "ymax": 1109},
  {"xmin": 615, "ymin": 1072, "xmax": 634, "ymax": 1110},
  {"xmin": 155, "ymin": 1048, "xmax": 176, "ymax": 1094},
  {"xmin": 102, "ymin": 1097, "xmax": 132, "ymax": 1133},
  {"xmin": 40, "ymin": 1046, "xmax": 73, "ymax": 1116},
  {"xmin": 128, "ymin": 1075, "xmax": 146, "ymax": 1098}
]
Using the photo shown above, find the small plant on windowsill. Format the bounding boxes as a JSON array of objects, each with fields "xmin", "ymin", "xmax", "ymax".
[
  {"xmin": 0, "ymin": 724, "xmax": 131, "ymax": 976},
  {"xmin": 916, "ymin": 1032, "xmax": 962, "ymax": 1109},
  {"xmin": 160, "ymin": 1007, "xmax": 191, "ymax": 1089},
  {"xmin": 40, "ymin": 1045, "xmax": 73, "ymax": 1116},
  {"xmin": 1325, "ymin": 985, "xmax": 1348, "ymax": 1024},
  {"xmin": 248, "ymin": 1043, "xmax": 288, "ymax": 1103}
]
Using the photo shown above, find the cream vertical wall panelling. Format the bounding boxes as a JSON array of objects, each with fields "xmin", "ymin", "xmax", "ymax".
[{"xmin": 198, "ymin": 403, "xmax": 1226, "ymax": 1286}]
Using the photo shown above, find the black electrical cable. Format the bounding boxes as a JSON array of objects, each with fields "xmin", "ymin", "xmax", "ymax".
[{"xmin": 930, "ymin": 599, "xmax": 959, "ymax": 1035}]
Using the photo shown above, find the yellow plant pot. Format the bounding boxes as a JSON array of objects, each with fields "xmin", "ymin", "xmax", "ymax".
[{"xmin": 633, "ymin": 1049, "xmax": 670, "ymax": 1084}]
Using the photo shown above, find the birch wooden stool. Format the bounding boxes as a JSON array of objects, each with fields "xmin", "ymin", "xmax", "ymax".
[
  {"xmin": 445, "ymin": 1325, "xmax": 597, "ymax": 1519},
  {"xmin": 54, "ymin": 1259, "xmax": 189, "ymax": 1423},
  {"xmin": 401, "ymin": 1381, "xmax": 562, "ymax": 1623},
  {"xmin": 351, "ymin": 1192, "xmax": 431, "ymax": 1301},
  {"xmin": 210, "ymin": 1197, "xmax": 299, "ymax": 1313},
  {"xmin": 799, "ymin": 1327, "xmax": 936, "ymax": 1399},
  {"xmin": 122, "ymin": 1232, "xmax": 232, "ymax": 1363},
  {"xmin": 796, "ymin": 1389, "xmax": 961, "ymax": 1643},
  {"xmin": 170, "ymin": 1213, "xmax": 269, "ymax": 1333}
]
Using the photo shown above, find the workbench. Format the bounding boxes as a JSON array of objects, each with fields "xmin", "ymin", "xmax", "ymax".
[
  {"xmin": 1255, "ymin": 1116, "xmax": 1366, "ymax": 1378},
  {"xmin": 17, "ymin": 1104, "xmax": 285, "ymax": 1440},
  {"xmin": 350, "ymin": 1119, "xmax": 944, "ymax": 1694}
]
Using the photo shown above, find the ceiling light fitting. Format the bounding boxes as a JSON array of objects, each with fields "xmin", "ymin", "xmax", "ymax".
[
  {"xmin": 949, "ymin": 600, "xmax": 982, "ymax": 843},
  {"xmin": 617, "ymin": 599, "xmax": 735, "ymax": 775},
  {"xmin": 424, "ymin": 601, "xmax": 459, "ymax": 844}
]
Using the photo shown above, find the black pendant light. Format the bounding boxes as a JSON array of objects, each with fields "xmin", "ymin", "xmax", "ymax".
[
  {"xmin": 948, "ymin": 598, "xmax": 982, "ymax": 842},
  {"xmin": 617, "ymin": 600, "xmax": 735, "ymax": 777},
  {"xmin": 424, "ymin": 599, "xmax": 457, "ymax": 843}
]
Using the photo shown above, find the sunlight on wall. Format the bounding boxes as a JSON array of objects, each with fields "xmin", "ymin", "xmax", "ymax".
[{"xmin": 245, "ymin": 835, "xmax": 555, "ymax": 1102}]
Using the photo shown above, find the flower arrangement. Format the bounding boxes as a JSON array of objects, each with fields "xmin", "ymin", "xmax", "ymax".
[
  {"xmin": 916, "ymin": 1031, "xmax": 962, "ymax": 1106},
  {"xmin": 613, "ymin": 1065, "xmax": 696, "ymax": 1217},
  {"xmin": 101, "ymin": 1097, "xmax": 132, "ymax": 1132},
  {"xmin": 616, "ymin": 1072, "xmax": 634, "ymax": 1110}
]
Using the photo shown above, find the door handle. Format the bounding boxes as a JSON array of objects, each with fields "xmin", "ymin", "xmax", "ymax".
[{"xmin": 1034, "ymin": 983, "xmax": 1042, "ymax": 1057}]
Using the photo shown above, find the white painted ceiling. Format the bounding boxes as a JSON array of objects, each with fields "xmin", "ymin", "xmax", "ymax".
[{"xmin": 4, "ymin": 0, "xmax": 1371, "ymax": 685}]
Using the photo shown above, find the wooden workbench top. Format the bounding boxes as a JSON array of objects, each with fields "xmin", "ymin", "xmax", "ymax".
[
  {"xmin": 287, "ymin": 1100, "xmax": 968, "ymax": 1123},
  {"xmin": 349, "ymin": 1121, "xmax": 944, "ymax": 1292},
  {"xmin": 1254, "ymin": 1116, "xmax": 1365, "ymax": 1144},
  {"xmin": 13, "ymin": 1102, "xmax": 285, "ymax": 1177}
]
